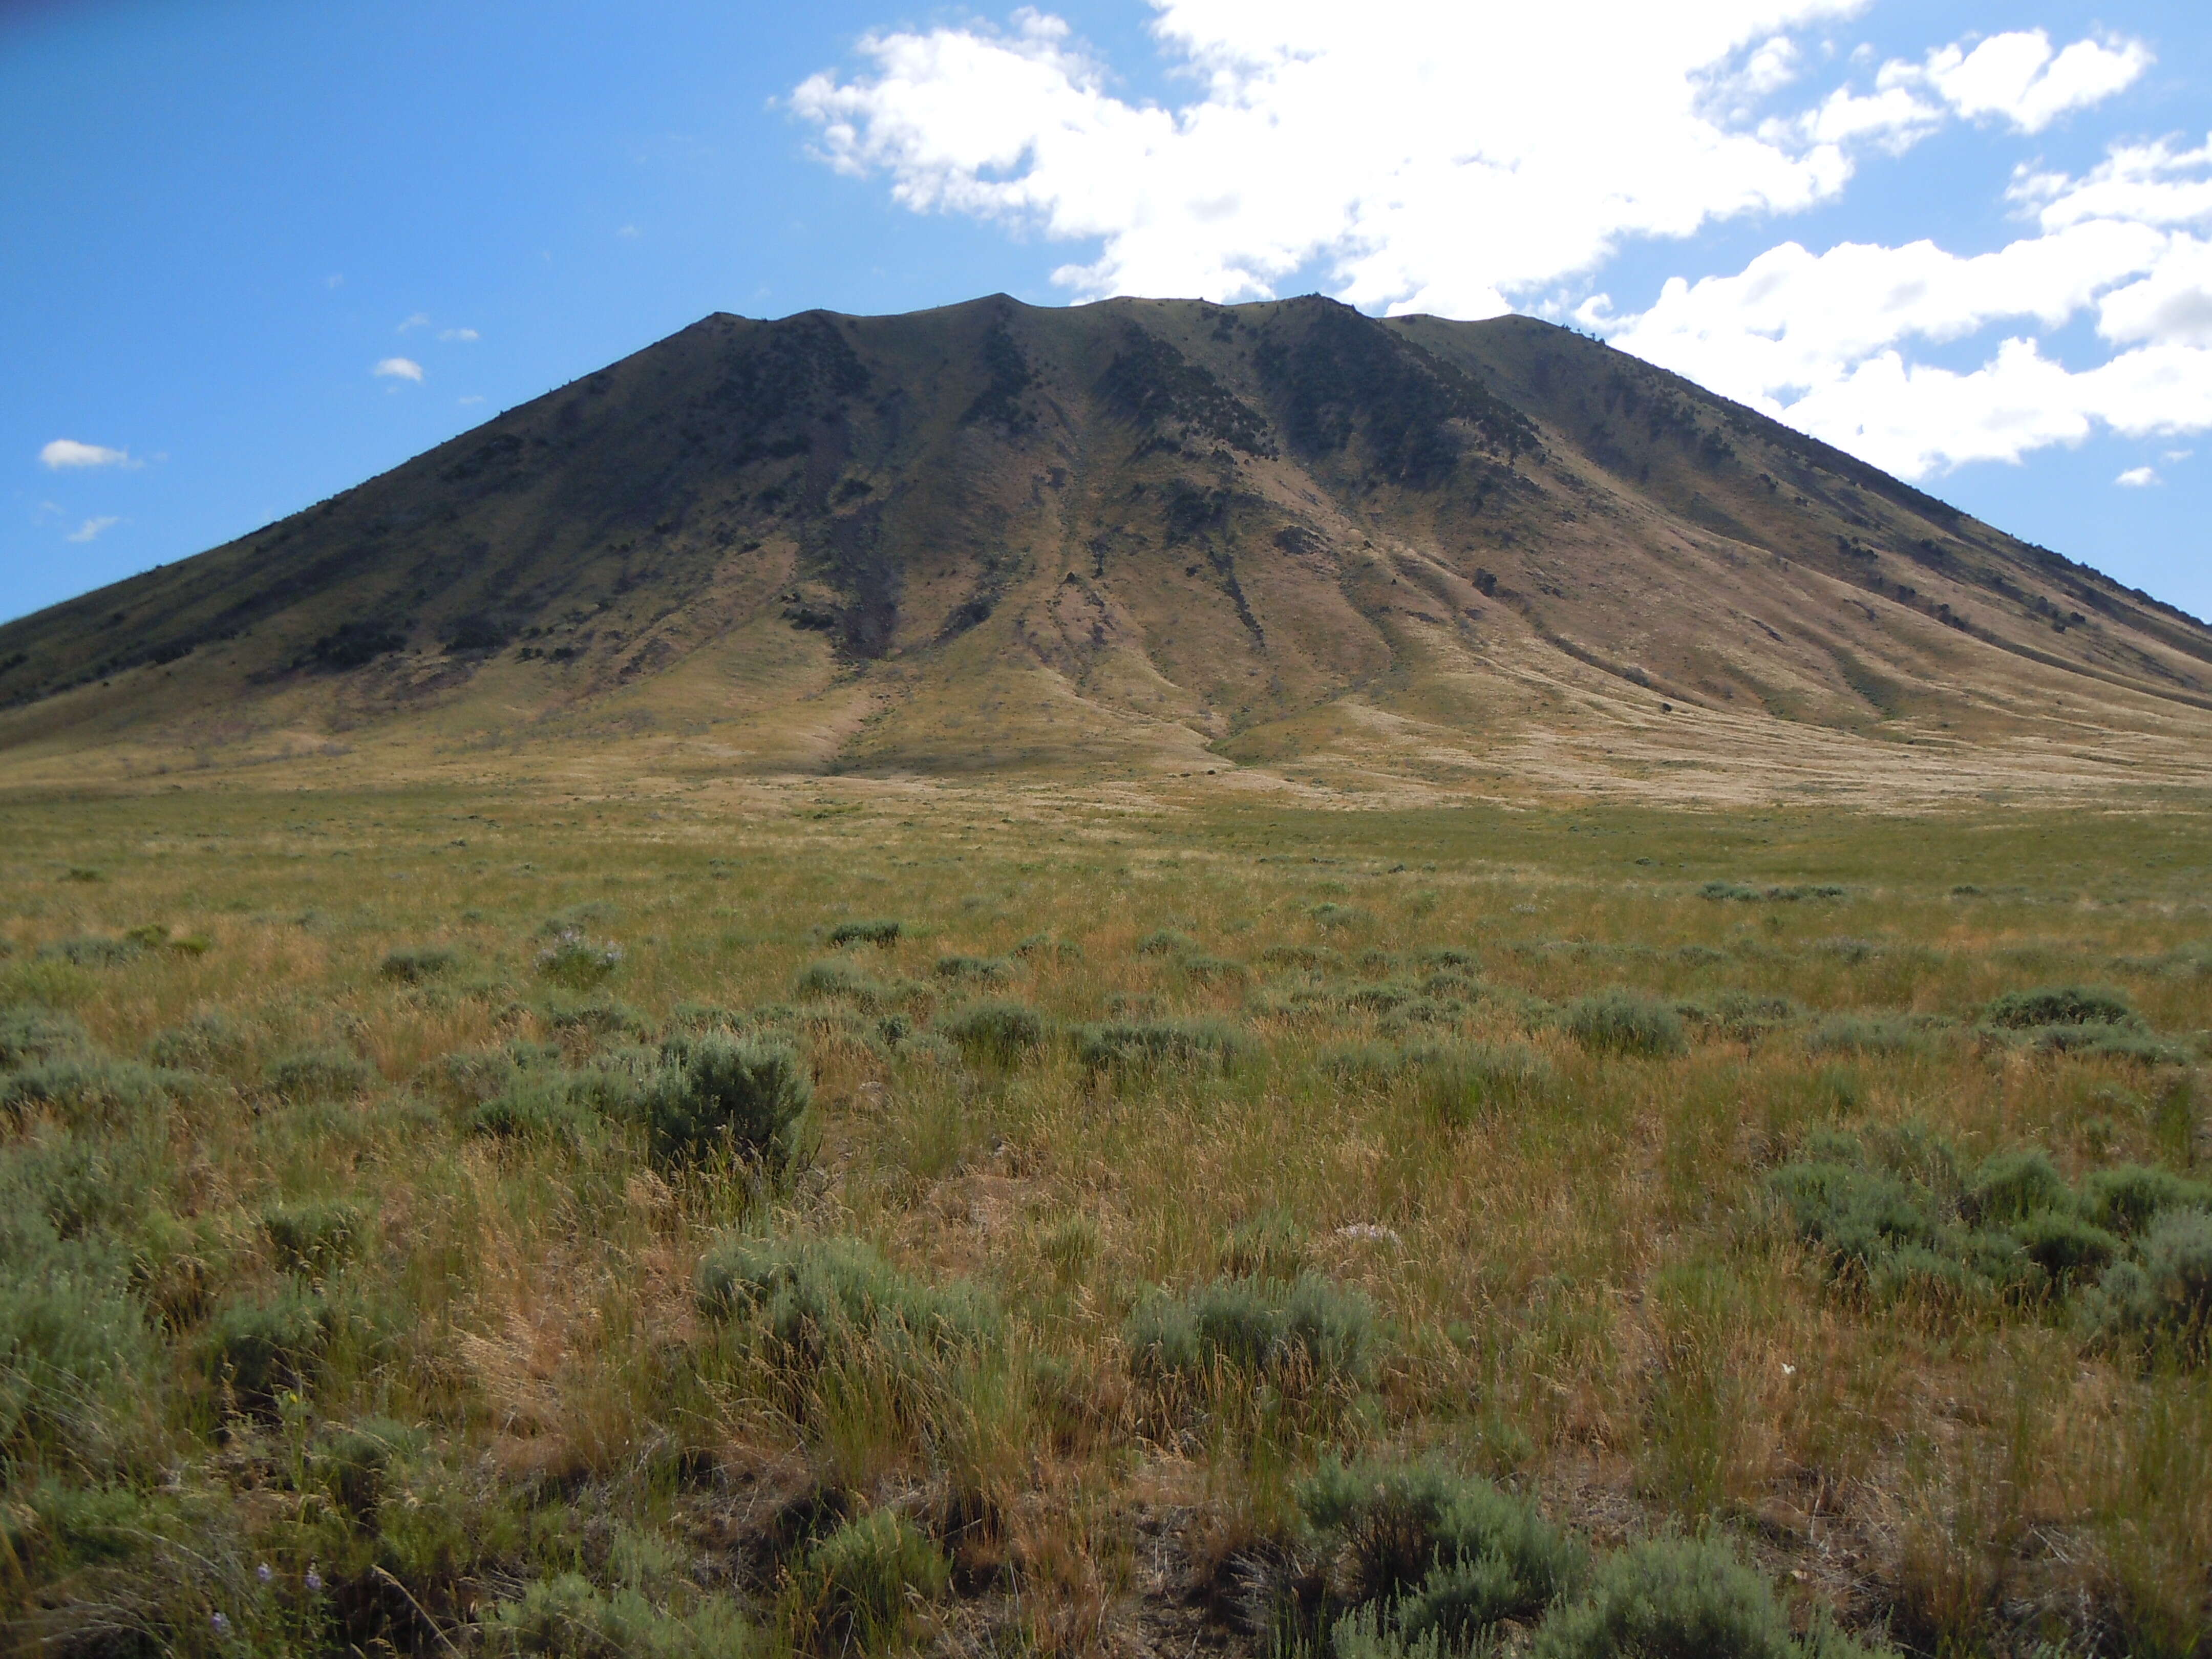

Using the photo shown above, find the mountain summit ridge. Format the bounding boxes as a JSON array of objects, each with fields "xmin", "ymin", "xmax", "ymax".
[{"xmin": 4, "ymin": 292, "xmax": 2208, "ymax": 796}]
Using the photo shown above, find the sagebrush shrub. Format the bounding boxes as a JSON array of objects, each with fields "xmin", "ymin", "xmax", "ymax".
[
  {"xmin": 697, "ymin": 1235, "xmax": 996, "ymax": 1377},
  {"xmin": 35, "ymin": 935, "xmax": 141, "ymax": 967},
  {"xmin": 378, "ymin": 946, "xmax": 457, "ymax": 984},
  {"xmin": 1563, "ymin": 989, "xmax": 1686, "ymax": 1057},
  {"xmin": 1077, "ymin": 1017, "xmax": 1249, "ymax": 1075},
  {"xmin": 2, "ymin": 1057, "xmax": 191, "ymax": 1129},
  {"xmin": 203, "ymin": 1287, "xmax": 328, "ymax": 1407},
  {"xmin": 1530, "ymin": 1535, "xmax": 1885, "ymax": 1658},
  {"xmin": 0, "ymin": 1005, "xmax": 87, "ymax": 1069},
  {"xmin": 2080, "ymin": 1164, "xmax": 2212, "ymax": 1235},
  {"xmin": 1297, "ymin": 1457, "xmax": 1584, "ymax": 1636},
  {"xmin": 1124, "ymin": 1272, "xmax": 1376, "ymax": 1387},
  {"xmin": 643, "ymin": 1034, "xmax": 810, "ymax": 1163},
  {"xmin": 2089, "ymin": 1208, "xmax": 2212, "ymax": 1357},
  {"xmin": 1983, "ymin": 985, "xmax": 2141, "ymax": 1031},
  {"xmin": 265, "ymin": 1046, "xmax": 373, "ymax": 1102},
  {"xmin": 827, "ymin": 917, "xmax": 902, "ymax": 947},
  {"xmin": 937, "ymin": 999, "xmax": 1047, "ymax": 1066},
  {"xmin": 0, "ymin": 1265, "xmax": 152, "ymax": 1463},
  {"xmin": 147, "ymin": 1010, "xmax": 251, "ymax": 1071},
  {"xmin": 1964, "ymin": 1148, "xmax": 2073, "ymax": 1226}
]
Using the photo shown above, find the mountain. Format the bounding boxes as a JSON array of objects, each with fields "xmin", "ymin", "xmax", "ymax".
[{"xmin": 5, "ymin": 292, "xmax": 2209, "ymax": 797}]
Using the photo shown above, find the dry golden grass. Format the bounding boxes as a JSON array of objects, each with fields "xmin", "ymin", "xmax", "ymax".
[{"xmin": 1, "ymin": 772, "xmax": 2207, "ymax": 1657}]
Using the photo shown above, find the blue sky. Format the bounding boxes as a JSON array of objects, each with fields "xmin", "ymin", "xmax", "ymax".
[{"xmin": 4, "ymin": 0, "xmax": 2209, "ymax": 624}]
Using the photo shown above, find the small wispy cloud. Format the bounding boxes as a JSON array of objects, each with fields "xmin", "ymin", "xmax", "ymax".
[
  {"xmin": 373, "ymin": 357, "xmax": 425, "ymax": 383},
  {"xmin": 40, "ymin": 438, "xmax": 137, "ymax": 470},
  {"xmin": 2116, "ymin": 465, "xmax": 2159, "ymax": 487},
  {"xmin": 66, "ymin": 516, "xmax": 120, "ymax": 543},
  {"xmin": 325, "ymin": 273, "xmax": 344, "ymax": 289},
  {"xmin": 397, "ymin": 312, "xmax": 432, "ymax": 333},
  {"xmin": 457, "ymin": 394, "xmax": 485, "ymax": 406},
  {"xmin": 438, "ymin": 327, "xmax": 480, "ymax": 342},
  {"xmin": 616, "ymin": 224, "xmax": 641, "ymax": 239}
]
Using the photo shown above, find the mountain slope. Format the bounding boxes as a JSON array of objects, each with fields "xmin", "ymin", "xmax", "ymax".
[{"xmin": 3, "ymin": 293, "xmax": 2208, "ymax": 796}]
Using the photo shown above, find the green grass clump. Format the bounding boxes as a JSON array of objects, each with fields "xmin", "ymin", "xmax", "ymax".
[
  {"xmin": 265, "ymin": 1045, "xmax": 374, "ymax": 1101},
  {"xmin": 535, "ymin": 928, "xmax": 624, "ymax": 989},
  {"xmin": 1412, "ymin": 1041, "xmax": 1556, "ymax": 1126},
  {"xmin": 1136, "ymin": 928, "xmax": 1195, "ymax": 957},
  {"xmin": 643, "ymin": 1034, "xmax": 810, "ymax": 1164},
  {"xmin": 1804, "ymin": 1013, "xmax": 1938, "ymax": 1056},
  {"xmin": 784, "ymin": 1509, "xmax": 948, "ymax": 1650},
  {"xmin": 483, "ymin": 1570, "xmax": 756, "ymax": 1658},
  {"xmin": 1076, "ymin": 1017, "xmax": 1249, "ymax": 1074},
  {"xmin": 827, "ymin": 917, "xmax": 902, "ymax": 947},
  {"xmin": 1124, "ymin": 1273, "xmax": 1377, "ymax": 1387},
  {"xmin": 937, "ymin": 999, "xmax": 1047, "ymax": 1066},
  {"xmin": 262, "ymin": 1200, "xmax": 365, "ymax": 1281},
  {"xmin": 1563, "ymin": 988, "xmax": 1686, "ymax": 1057},
  {"xmin": 1982, "ymin": 984, "xmax": 2142, "ymax": 1031},
  {"xmin": 377, "ymin": 945, "xmax": 458, "ymax": 983},
  {"xmin": 1531, "ymin": 1535, "xmax": 1887, "ymax": 1657}
]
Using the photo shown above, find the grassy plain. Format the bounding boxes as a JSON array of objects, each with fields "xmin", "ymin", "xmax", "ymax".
[{"xmin": 3, "ymin": 774, "xmax": 2209, "ymax": 1657}]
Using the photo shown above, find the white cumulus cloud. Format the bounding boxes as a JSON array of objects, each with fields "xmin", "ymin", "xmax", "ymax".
[
  {"xmin": 373, "ymin": 357, "xmax": 424, "ymax": 382},
  {"xmin": 1602, "ymin": 134, "xmax": 2212, "ymax": 478},
  {"xmin": 438, "ymin": 327, "xmax": 479, "ymax": 342},
  {"xmin": 39, "ymin": 438, "xmax": 135, "ymax": 470},
  {"xmin": 1885, "ymin": 29, "xmax": 2150, "ymax": 135},
  {"xmin": 66, "ymin": 516, "xmax": 120, "ymax": 543},
  {"xmin": 2117, "ymin": 465, "xmax": 2159, "ymax": 486},
  {"xmin": 793, "ymin": 0, "xmax": 1892, "ymax": 315}
]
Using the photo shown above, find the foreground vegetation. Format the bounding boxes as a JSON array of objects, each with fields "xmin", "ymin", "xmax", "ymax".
[{"xmin": 2, "ymin": 778, "xmax": 2208, "ymax": 1657}]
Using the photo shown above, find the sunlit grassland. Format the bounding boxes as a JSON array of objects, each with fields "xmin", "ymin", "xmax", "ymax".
[{"xmin": 2, "ymin": 777, "xmax": 2208, "ymax": 1657}]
